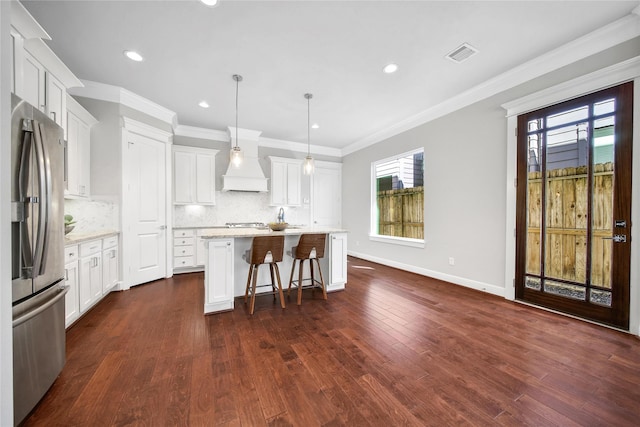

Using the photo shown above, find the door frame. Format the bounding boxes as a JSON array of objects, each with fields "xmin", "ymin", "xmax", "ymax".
[
  {"xmin": 502, "ymin": 58, "xmax": 640, "ymax": 335},
  {"xmin": 120, "ymin": 117, "xmax": 173, "ymax": 290}
]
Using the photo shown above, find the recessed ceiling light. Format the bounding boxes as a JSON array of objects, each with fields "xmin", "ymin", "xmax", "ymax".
[
  {"xmin": 198, "ymin": 101, "xmax": 210, "ymax": 108},
  {"xmin": 311, "ymin": 123, "xmax": 319, "ymax": 129},
  {"xmin": 124, "ymin": 50, "xmax": 143, "ymax": 62},
  {"xmin": 383, "ymin": 63, "xmax": 398, "ymax": 74},
  {"xmin": 200, "ymin": 0, "xmax": 220, "ymax": 7}
]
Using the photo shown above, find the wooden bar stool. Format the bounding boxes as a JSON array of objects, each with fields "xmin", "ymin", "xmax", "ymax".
[
  {"xmin": 287, "ymin": 233, "xmax": 327, "ymax": 305},
  {"xmin": 243, "ymin": 235, "xmax": 286, "ymax": 315}
]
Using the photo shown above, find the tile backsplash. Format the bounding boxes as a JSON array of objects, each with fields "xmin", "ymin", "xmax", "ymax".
[
  {"xmin": 174, "ymin": 191, "xmax": 310, "ymax": 227},
  {"xmin": 64, "ymin": 198, "xmax": 119, "ymax": 233}
]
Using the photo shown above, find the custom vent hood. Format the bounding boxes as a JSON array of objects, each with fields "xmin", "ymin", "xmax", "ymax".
[{"xmin": 222, "ymin": 127, "xmax": 269, "ymax": 192}]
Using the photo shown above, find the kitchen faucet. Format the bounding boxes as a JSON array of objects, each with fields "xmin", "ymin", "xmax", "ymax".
[{"xmin": 277, "ymin": 207, "xmax": 285, "ymax": 223}]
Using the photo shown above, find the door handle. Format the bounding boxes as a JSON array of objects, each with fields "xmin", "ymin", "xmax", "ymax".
[
  {"xmin": 602, "ymin": 234, "xmax": 627, "ymax": 243},
  {"xmin": 159, "ymin": 225, "xmax": 167, "ymax": 230}
]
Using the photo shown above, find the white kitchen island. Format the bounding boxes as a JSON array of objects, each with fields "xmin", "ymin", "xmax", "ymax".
[{"xmin": 201, "ymin": 227, "xmax": 347, "ymax": 314}]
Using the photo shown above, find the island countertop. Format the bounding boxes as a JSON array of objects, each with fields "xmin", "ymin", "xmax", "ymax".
[{"xmin": 200, "ymin": 226, "xmax": 347, "ymax": 239}]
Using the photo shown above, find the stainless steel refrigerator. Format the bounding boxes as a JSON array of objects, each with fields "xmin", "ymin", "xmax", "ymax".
[{"xmin": 11, "ymin": 93, "xmax": 68, "ymax": 425}]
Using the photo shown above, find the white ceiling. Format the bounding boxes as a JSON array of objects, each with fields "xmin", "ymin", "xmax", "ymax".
[{"xmin": 22, "ymin": 1, "xmax": 639, "ymax": 152}]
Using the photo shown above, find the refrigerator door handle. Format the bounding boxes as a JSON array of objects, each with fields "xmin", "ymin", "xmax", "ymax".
[
  {"xmin": 32, "ymin": 120, "xmax": 51, "ymax": 277},
  {"xmin": 18, "ymin": 120, "xmax": 34, "ymax": 278},
  {"xmin": 12, "ymin": 285, "xmax": 69, "ymax": 328}
]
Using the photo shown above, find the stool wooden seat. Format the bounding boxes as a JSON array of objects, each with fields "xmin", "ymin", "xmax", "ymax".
[
  {"xmin": 287, "ymin": 233, "xmax": 327, "ymax": 305},
  {"xmin": 244, "ymin": 235, "xmax": 286, "ymax": 315}
]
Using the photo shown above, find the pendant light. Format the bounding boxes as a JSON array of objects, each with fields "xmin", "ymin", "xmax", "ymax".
[
  {"xmin": 230, "ymin": 74, "xmax": 243, "ymax": 167},
  {"xmin": 303, "ymin": 93, "xmax": 314, "ymax": 175}
]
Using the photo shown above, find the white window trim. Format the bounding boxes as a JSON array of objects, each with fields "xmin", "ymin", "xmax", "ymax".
[{"xmin": 370, "ymin": 147, "xmax": 425, "ymax": 247}]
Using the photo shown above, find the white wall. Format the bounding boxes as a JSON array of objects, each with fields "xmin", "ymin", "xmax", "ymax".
[
  {"xmin": 344, "ymin": 99, "xmax": 508, "ymax": 295},
  {"xmin": 0, "ymin": 1, "xmax": 14, "ymax": 424},
  {"xmin": 343, "ymin": 40, "xmax": 640, "ymax": 320}
]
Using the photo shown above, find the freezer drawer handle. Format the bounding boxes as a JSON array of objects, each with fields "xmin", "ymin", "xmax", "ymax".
[{"xmin": 12, "ymin": 286, "xmax": 69, "ymax": 328}]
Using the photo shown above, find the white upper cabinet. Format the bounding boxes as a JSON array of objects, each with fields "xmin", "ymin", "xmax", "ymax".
[
  {"xmin": 11, "ymin": 1, "xmax": 83, "ymax": 136},
  {"xmin": 269, "ymin": 156, "xmax": 302, "ymax": 206},
  {"xmin": 66, "ymin": 95, "xmax": 97, "ymax": 198},
  {"xmin": 21, "ymin": 50, "xmax": 45, "ymax": 111},
  {"xmin": 173, "ymin": 146, "xmax": 218, "ymax": 205},
  {"xmin": 45, "ymin": 72, "xmax": 66, "ymax": 130},
  {"xmin": 311, "ymin": 161, "xmax": 342, "ymax": 227}
]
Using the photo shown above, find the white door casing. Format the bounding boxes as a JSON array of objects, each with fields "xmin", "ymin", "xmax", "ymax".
[{"xmin": 122, "ymin": 117, "xmax": 172, "ymax": 289}]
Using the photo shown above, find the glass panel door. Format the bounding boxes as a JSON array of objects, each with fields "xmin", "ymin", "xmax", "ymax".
[{"xmin": 516, "ymin": 82, "xmax": 632, "ymax": 329}]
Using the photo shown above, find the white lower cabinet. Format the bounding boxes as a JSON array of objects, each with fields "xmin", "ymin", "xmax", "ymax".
[
  {"xmin": 102, "ymin": 236, "xmax": 119, "ymax": 294},
  {"xmin": 204, "ymin": 239, "xmax": 234, "ymax": 313},
  {"xmin": 66, "ymin": 234, "xmax": 120, "ymax": 326},
  {"xmin": 64, "ymin": 245, "xmax": 79, "ymax": 327},
  {"xmin": 173, "ymin": 229, "xmax": 197, "ymax": 272},
  {"xmin": 79, "ymin": 240, "xmax": 102, "ymax": 313},
  {"xmin": 328, "ymin": 232, "xmax": 348, "ymax": 291}
]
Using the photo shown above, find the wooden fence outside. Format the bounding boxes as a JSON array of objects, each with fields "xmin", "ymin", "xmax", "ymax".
[
  {"xmin": 526, "ymin": 163, "xmax": 613, "ymax": 288},
  {"xmin": 377, "ymin": 187, "xmax": 424, "ymax": 239}
]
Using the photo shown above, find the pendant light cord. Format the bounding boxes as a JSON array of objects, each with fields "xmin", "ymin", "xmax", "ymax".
[
  {"xmin": 235, "ymin": 76, "xmax": 239, "ymax": 148},
  {"xmin": 307, "ymin": 95, "xmax": 310, "ymax": 156}
]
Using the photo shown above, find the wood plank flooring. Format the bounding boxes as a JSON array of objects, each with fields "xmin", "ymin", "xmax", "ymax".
[{"xmin": 22, "ymin": 256, "xmax": 640, "ymax": 426}]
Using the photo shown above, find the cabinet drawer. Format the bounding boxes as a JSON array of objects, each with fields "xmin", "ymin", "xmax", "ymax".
[
  {"xmin": 102, "ymin": 236, "xmax": 118, "ymax": 250},
  {"xmin": 174, "ymin": 229, "xmax": 195, "ymax": 238},
  {"xmin": 79, "ymin": 240, "xmax": 102, "ymax": 257},
  {"xmin": 174, "ymin": 246, "xmax": 194, "ymax": 257},
  {"xmin": 174, "ymin": 237, "xmax": 195, "ymax": 246},
  {"xmin": 64, "ymin": 245, "xmax": 79, "ymax": 263},
  {"xmin": 174, "ymin": 256, "xmax": 195, "ymax": 268}
]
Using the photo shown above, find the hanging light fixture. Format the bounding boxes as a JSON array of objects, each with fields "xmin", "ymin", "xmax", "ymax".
[
  {"xmin": 303, "ymin": 93, "xmax": 314, "ymax": 175},
  {"xmin": 230, "ymin": 74, "xmax": 243, "ymax": 167}
]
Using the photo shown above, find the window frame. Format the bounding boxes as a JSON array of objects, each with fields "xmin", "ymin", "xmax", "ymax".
[{"xmin": 370, "ymin": 147, "xmax": 425, "ymax": 248}]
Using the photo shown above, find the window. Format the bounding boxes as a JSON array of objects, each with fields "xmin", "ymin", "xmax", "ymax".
[{"xmin": 371, "ymin": 148, "xmax": 424, "ymax": 247}]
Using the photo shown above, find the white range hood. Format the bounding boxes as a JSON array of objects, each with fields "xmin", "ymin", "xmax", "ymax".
[{"xmin": 222, "ymin": 127, "xmax": 269, "ymax": 192}]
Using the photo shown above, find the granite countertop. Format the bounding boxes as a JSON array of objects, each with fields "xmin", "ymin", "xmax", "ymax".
[
  {"xmin": 200, "ymin": 226, "xmax": 347, "ymax": 239},
  {"xmin": 64, "ymin": 230, "xmax": 119, "ymax": 245}
]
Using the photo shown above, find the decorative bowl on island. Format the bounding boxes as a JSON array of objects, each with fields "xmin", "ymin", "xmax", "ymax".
[{"xmin": 268, "ymin": 222, "xmax": 288, "ymax": 231}]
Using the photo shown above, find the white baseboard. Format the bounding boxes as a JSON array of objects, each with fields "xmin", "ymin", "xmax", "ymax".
[{"xmin": 347, "ymin": 251, "xmax": 505, "ymax": 297}]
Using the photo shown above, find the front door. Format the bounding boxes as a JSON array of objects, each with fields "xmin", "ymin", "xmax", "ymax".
[{"xmin": 515, "ymin": 82, "xmax": 633, "ymax": 329}]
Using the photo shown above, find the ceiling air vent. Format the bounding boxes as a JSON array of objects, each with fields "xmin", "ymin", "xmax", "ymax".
[{"xmin": 446, "ymin": 43, "xmax": 478, "ymax": 63}]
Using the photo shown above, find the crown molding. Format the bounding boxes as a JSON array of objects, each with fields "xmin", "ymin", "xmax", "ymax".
[
  {"xmin": 122, "ymin": 116, "xmax": 173, "ymax": 143},
  {"xmin": 502, "ymin": 56, "xmax": 640, "ymax": 117},
  {"xmin": 174, "ymin": 125, "xmax": 229, "ymax": 142},
  {"xmin": 23, "ymin": 38, "xmax": 83, "ymax": 89},
  {"xmin": 342, "ymin": 9, "xmax": 640, "ymax": 156},
  {"xmin": 69, "ymin": 80, "xmax": 178, "ymax": 126},
  {"xmin": 11, "ymin": 0, "xmax": 50, "ymax": 40},
  {"xmin": 260, "ymin": 136, "xmax": 343, "ymax": 158}
]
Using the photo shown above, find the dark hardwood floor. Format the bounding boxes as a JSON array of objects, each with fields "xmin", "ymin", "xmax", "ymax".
[{"xmin": 23, "ymin": 256, "xmax": 640, "ymax": 426}]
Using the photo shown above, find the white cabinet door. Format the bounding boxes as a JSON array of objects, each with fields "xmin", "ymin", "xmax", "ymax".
[
  {"xmin": 328, "ymin": 233, "xmax": 347, "ymax": 292},
  {"xmin": 102, "ymin": 247, "xmax": 118, "ymax": 294},
  {"xmin": 173, "ymin": 147, "xmax": 218, "ymax": 205},
  {"xmin": 270, "ymin": 160, "xmax": 287, "ymax": 205},
  {"xmin": 312, "ymin": 162, "xmax": 342, "ymax": 227},
  {"xmin": 45, "ymin": 72, "xmax": 66, "ymax": 131},
  {"xmin": 22, "ymin": 50, "xmax": 45, "ymax": 111},
  {"xmin": 204, "ymin": 239, "xmax": 234, "ymax": 313},
  {"xmin": 173, "ymin": 150, "xmax": 194, "ymax": 203},
  {"xmin": 66, "ymin": 97, "xmax": 95, "ymax": 198},
  {"xmin": 195, "ymin": 153, "xmax": 215, "ymax": 204},
  {"xmin": 270, "ymin": 157, "xmax": 302, "ymax": 206},
  {"xmin": 286, "ymin": 162, "xmax": 301, "ymax": 205},
  {"xmin": 64, "ymin": 260, "xmax": 79, "ymax": 327},
  {"xmin": 79, "ymin": 253, "xmax": 102, "ymax": 313}
]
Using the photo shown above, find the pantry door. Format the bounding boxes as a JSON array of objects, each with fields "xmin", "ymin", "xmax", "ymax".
[
  {"xmin": 515, "ymin": 82, "xmax": 633, "ymax": 329},
  {"xmin": 122, "ymin": 118, "xmax": 169, "ymax": 288}
]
